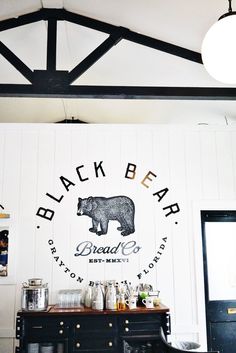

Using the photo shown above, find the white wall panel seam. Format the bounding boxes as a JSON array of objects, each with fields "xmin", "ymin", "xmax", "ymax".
[
  {"xmin": 167, "ymin": 127, "xmax": 177, "ymax": 326},
  {"xmin": 151, "ymin": 129, "xmax": 159, "ymax": 287},
  {"xmin": 68, "ymin": 127, "xmax": 73, "ymax": 276},
  {"xmin": 51, "ymin": 129, "xmax": 60, "ymax": 300},
  {"xmin": 33, "ymin": 131, "xmax": 40, "ymax": 276},
  {"xmin": 183, "ymin": 132, "xmax": 196, "ymax": 327},
  {"xmin": 0, "ymin": 132, "xmax": 6, "ymax": 205},
  {"xmin": 0, "ymin": 328, "xmax": 15, "ymax": 337},
  {"xmin": 230, "ymin": 131, "xmax": 236, "ymax": 199},
  {"xmin": 14, "ymin": 129, "xmax": 21, "ymax": 274},
  {"xmin": 214, "ymin": 131, "xmax": 220, "ymax": 200}
]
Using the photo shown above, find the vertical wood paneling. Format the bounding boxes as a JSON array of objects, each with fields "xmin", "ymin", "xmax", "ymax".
[
  {"xmin": 135, "ymin": 127, "xmax": 157, "ymax": 286},
  {"xmin": 17, "ymin": 130, "xmax": 39, "ymax": 283},
  {"xmin": 0, "ymin": 339, "xmax": 13, "ymax": 353},
  {"xmin": 35, "ymin": 129, "xmax": 56, "ymax": 301},
  {"xmin": 102, "ymin": 126, "xmax": 123, "ymax": 282},
  {"xmin": 120, "ymin": 126, "xmax": 139, "ymax": 282},
  {"xmin": 2, "ymin": 124, "xmax": 236, "ymax": 352},
  {"xmin": 0, "ymin": 130, "xmax": 5, "ymax": 204},
  {"xmin": 1, "ymin": 129, "xmax": 21, "ymax": 285},
  {"xmin": 85, "ymin": 126, "xmax": 110, "ymax": 283},
  {"xmin": 103, "ymin": 125, "xmax": 122, "ymax": 183},
  {"xmin": 185, "ymin": 130, "xmax": 203, "ymax": 200},
  {"xmin": 70, "ymin": 126, "xmax": 89, "ymax": 286},
  {"xmin": 152, "ymin": 127, "xmax": 174, "ymax": 305},
  {"xmin": 120, "ymin": 126, "xmax": 138, "ymax": 174},
  {"xmin": 215, "ymin": 131, "xmax": 235, "ymax": 199},
  {"xmin": 230, "ymin": 131, "xmax": 236, "ymax": 200},
  {"xmin": 168, "ymin": 127, "xmax": 192, "ymax": 327},
  {"xmin": 200, "ymin": 130, "xmax": 219, "ymax": 199},
  {"xmin": 0, "ymin": 285, "xmax": 15, "ymax": 329},
  {"xmin": 51, "ymin": 127, "xmax": 72, "ymax": 301},
  {"xmin": 2, "ymin": 129, "xmax": 21, "ymax": 210},
  {"xmin": 185, "ymin": 130, "xmax": 202, "ymax": 323},
  {"xmin": 104, "ymin": 125, "xmax": 122, "ymax": 281},
  {"xmin": 184, "ymin": 129, "xmax": 203, "ymax": 326}
]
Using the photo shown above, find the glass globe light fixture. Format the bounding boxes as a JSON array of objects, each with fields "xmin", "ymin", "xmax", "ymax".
[{"xmin": 201, "ymin": 0, "xmax": 236, "ymax": 84}]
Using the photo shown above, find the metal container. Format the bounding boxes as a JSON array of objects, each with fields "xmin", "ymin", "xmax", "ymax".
[
  {"xmin": 21, "ymin": 278, "xmax": 49, "ymax": 311},
  {"xmin": 28, "ymin": 278, "xmax": 43, "ymax": 286}
]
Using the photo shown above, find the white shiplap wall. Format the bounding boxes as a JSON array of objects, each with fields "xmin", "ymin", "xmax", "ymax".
[{"xmin": 0, "ymin": 124, "xmax": 236, "ymax": 353}]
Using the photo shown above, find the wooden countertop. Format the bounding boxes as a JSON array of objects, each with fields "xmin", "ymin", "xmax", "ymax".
[{"xmin": 17, "ymin": 303, "xmax": 169, "ymax": 316}]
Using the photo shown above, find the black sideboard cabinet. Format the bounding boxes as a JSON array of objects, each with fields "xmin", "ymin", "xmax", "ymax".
[{"xmin": 15, "ymin": 304, "xmax": 170, "ymax": 353}]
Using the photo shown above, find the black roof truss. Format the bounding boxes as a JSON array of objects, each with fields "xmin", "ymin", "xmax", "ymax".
[{"xmin": 0, "ymin": 8, "xmax": 235, "ymax": 100}]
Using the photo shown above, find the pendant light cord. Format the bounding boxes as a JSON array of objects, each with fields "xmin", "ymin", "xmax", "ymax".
[{"xmin": 228, "ymin": 0, "xmax": 233, "ymax": 12}]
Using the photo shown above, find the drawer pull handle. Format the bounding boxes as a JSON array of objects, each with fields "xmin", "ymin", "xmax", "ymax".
[
  {"xmin": 59, "ymin": 330, "xmax": 63, "ymax": 334},
  {"xmin": 108, "ymin": 342, "xmax": 113, "ymax": 347},
  {"xmin": 125, "ymin": 327, "xmax": 129, "ymax": 332},
  {"xmin": 228, "ymin": 308, "xmax": 236, "ymax": 314},
  {"xmin": 125, "ymin": 319, "xmax": 129, "ymax": 324},
  {"xmin": 59, "ymin": 321, "xmax": 64, "ymax": 326},
  {"xmin": 76, "ymin": 324, "xmax": 81, "ymax": 329},
  {"xmin": 32, "ymin": 326, "xmax": 43, "ymax": 329},
  {"xmin": 76, "ymin": 342, "xmax": 80, "ymax": 348},
  {"xmin": 109, "ymin": 322, "xmax": 113, "ymax": 327}
]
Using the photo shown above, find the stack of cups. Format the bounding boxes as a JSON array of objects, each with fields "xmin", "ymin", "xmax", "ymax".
[
  {"xmin": 40, "ymin": 343, "xmax": 54, "ymax": 353},
  {"xmin": 57, "ymin": 343, "xmax": 64, "ymax": 353},
  {"xmin": 27, "ymin": 343, "xmax": 39, "ymax": 353},
  {"xmin": 57, "ymin": 289, "xmax": 81, "ymax": 308}
]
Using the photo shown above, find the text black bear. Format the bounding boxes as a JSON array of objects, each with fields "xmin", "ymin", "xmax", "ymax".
[{"xmin": 77, "ymin": 196, "xmax": 135, "ymax": 236}]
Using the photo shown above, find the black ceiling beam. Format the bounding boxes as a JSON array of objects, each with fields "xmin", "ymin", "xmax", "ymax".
[
  {"xmin": 0, "ymin": 9, "xmax": 118, "ymax": 34},
  {"xmin": 63, "ymin": 9, "xmax": 203, "ymax": 64},
  {"xmin": 123, "ymin": 30, "xmax": 202, "ymax": 64},
  {"xmin": 0, "ymin": 9, "xmax": 202, "ymax": 65},
  {"xmin": 0, "ymin": 84, "xmax": 236, "ymax": 100},
  {"xmin": 68, "ymin": 31, "xmax": 123, "ymax": 84},
  {"xmin": 47, "ymin": 18, "xmax": 57, "ymax": 71},
  {"xmin": 0, "ymin": 41, "xmax": 33, "ymax": 83},
  {"xmin": 0, "ymin": 10, "xmax": 45, "ymax": 31},
  {"xmin": 62, "ymin": 9, "xmax": 117, "ymax": 34},
  {"xmin": 0, "ymin": 8, "xmax": 231, "ymax": 101}
]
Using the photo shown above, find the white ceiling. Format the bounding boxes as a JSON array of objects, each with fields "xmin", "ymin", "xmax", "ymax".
[{"xmin": 0, "ymin": 0, "xmax": 236, "ymax": 124}]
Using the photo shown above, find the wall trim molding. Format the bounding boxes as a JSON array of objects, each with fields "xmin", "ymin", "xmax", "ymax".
[{"xmin": 0, "ymin": 328, "xmax": 15, "ymax": 338}]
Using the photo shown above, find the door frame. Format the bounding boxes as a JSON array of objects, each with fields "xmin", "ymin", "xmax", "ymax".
[
  {"xmin": 201, "ymin": 210, "xmax": 236, "ymax": 350},
  {"xmin": 192, "ymin": 200, "xmax": 236, "ymax": 351}
]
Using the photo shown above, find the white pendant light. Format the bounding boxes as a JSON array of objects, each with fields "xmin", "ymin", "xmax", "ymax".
[{"xmin": 202, "ymin": 0, "xmax": 236, "ymax": 84}]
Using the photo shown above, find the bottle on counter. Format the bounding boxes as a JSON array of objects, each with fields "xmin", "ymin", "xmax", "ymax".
[
  {"xmin": 105, "ymin": 281, "xmax": 117, "ymax": 310},
  {"xmin": 84, "ymin": 284, "xmax": 93, "ymax": 308},
  {"xmin": 118, "ymin": 291, "xmax": 126, "ymax": 310},
  {"xmin": 92, "ymin": 281, "xmax": 104, "ymax": 310}
]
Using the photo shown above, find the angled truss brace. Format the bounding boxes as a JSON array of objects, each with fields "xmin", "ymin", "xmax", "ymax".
[{"xmin": 0, "ymin": 8, "xmax": 235, "ymax": 100}]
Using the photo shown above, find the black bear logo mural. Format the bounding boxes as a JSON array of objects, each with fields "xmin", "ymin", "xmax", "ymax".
[{"xmin": 77, "ymin": 196, "xmax": 135, "ymax": 236}]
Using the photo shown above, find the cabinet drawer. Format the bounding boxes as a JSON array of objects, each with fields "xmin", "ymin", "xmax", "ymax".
[
  {"xmin": 120, "ymin": 314, "xmax": 161, "ymax": 335},
  {"xmin": 24, "ymin": 317, "xmax": 69, "ymax": 337},
  {"xmin": 121, "ymin": 322, "xmax": 159, "ymax": 335},
  {"xmin": 120, "ymin": 314, "xmax": 162, "ymax": 324},
  {"xmin": 73, "ymin": 336, "xmax": 117, "ymax": 351},
  {"xmin": 73, "ymin": 316, "xmax": 117, "ymax": 333}
]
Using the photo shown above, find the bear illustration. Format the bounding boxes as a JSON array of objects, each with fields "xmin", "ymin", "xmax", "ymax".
[{"xmin": 77, "ymin": 196, "xmax": 135, "ymax": 236}]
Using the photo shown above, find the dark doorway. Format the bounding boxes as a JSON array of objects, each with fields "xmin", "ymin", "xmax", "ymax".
[{"xmin": 201, "ymin": 210, "xmax": 236, "ymax": 353}]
